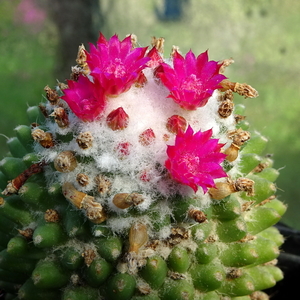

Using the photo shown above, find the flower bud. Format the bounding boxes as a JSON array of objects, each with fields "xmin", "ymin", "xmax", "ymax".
[
  {"xmin": 139, "ymin": 128, "xmax": 155, "ymax": 146},
  {"xmin": 106, "ymin": 107, "xmax": 129, "ymax": 131},
  {"xmin": 166, "ymin": 115, "xmax": 187, "ymax": 134}
]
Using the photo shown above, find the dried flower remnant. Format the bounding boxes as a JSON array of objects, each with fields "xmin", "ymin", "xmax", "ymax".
[
  {"xmin": 165, "ymin": 126, "xmax": 227, "ymax": 193},
  {"xmin": 54, "ymin": 151, "xmax": 77, "ymax": 173},
  {"xmin": 76, "ymin": 44, "xmax": 90, "ymax": 75},
  {"xmin": 62, "ymin": 182, "xmax": 106, "ymax": 223},
  {"xmin": 157, "ymin": 50, "xmax": 226, "ymax": 110},
  {"xmin": 76, "ymin": 173, "xmax": 89, "ymax": 187},
  {"xmin": 208, "ymin": 177, "xmax": 255, "ymax": 200},
  {"xmin": 151, "ymin": 36, "xmax": 165, "ymax": 53},
  {"xmin": 220, "ymin": 79, "xmax": 259, "ymax": 98},
  {"xmin": 188, "ymin": 208, "xmax": 207, "ymax": 223},
  {"xmin": 94, "ymin": 174, "xmax": 112, "ymax": 195},
  {"xmin": 61, "ymin": 75, "xmax": 106, "ymax": 122},
  {"xmin": 224, "ymin": 129, "xmax": 251, "ymax": 162},
  {"xmin": 49, "ymin": 107, "xmax": 69, "ymax": 128},
  {"xmin": 2, "ymin": 161, "xmax": 45, "ymax": 195},
  {"xmin": 76, "ymin": 131, "xmax": 94, "ymax": 149},
  {"xmin": 32, "ymin": 128, "xmax": 55, "ymax": 148},
  {"xmin": 44, "ymin": 85, "xmax": 60, "ymax": 105},
  {"xmin": 86, "ymin": 33, "xmax": 150, "ymax": 96}
]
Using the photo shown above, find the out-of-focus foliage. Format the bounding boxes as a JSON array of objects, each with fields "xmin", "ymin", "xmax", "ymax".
[{"xmin": 0, "ymin": 0, "xmax": 299, "ymax": 229}]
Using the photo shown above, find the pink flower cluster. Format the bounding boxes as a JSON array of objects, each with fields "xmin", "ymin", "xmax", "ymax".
[
  {"xmin": 61, "ymin": 34, "xmax": 228, "ymax": 193},
  {"xmin": 62, "ymin": 34, "xmax": 150, "ymax": 122}
]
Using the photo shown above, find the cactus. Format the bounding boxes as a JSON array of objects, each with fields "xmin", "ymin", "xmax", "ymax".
[{"xmin": 0, "ymin": 34, "xmax": 286, "ymax": 300}]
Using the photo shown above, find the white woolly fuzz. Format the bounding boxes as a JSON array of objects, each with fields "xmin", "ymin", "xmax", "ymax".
[{"xmin": 37, "ymin": 64, "xmax": 238, "ymax": 234}]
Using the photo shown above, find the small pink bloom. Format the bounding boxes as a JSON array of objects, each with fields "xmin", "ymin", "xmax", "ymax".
[
  {"xmin": 165, "ymin": 125, "xmax": 227, "ymax": 193},
  {"xmin": 157, "ymin": 50, "xmax": 226, "ymax": 110},
  {"xmin": 62, "ymin": 75, "xmax": 106, "ymax": 122},
  {"xmin": 86, "ymin": 33, "xmax": 150, "ymax": 96},
  {"xmin": 106, "ymin": 107, "xmax": 129, "ymax": 130}
]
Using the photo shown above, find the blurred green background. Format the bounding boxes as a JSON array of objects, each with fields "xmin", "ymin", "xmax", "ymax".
[{"xmin": 0, "ymin": 0, "xmax": 299, "ymax": 229}]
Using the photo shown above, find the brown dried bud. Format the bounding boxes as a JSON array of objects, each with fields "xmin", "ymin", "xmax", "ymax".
[
  {"xmin": 62, "ymin": 182, "xmax": 107, "ymax": 223},
  {"xmin": 76, "ymin": 173, "xmax": 90, "ymax": 187},
  {"xmin": 76, "ymin": 131, "xmax": 94, "ymax": 149},
  {"xmin": 44, "ymin": 85, "xmax": 60, "ymax": 105},
  {"xmin": 129, "ymin": 222, "xmax": 148, "ymax": 253},
  {"xmin": 2, "ymin": 162, "xmax": 46, "ymax": 195},
  {"xmin": 218, "ymin": 58, "xmax": 234, "ymax": 74},
  {"xmin": 112, "ymin": 193, "xmax": 144, "ymax": 209},
  {"xmin": 44, "ymin": 209, "xmax": 60, "ymax": 223},
  {"xmin": 234, "ymin": 114, "xmax": 246, "ymax": 123},
  {"xmin": 151, "ymin": 36, "xmax": 165, "ymax": 53},
  {"xmin": 188, "ymin": 209, "xmax": 207, "ymax": 223},
  {"xmin": 94, "ymin": 174, "xmax": 111, "ymax": 195},
  {"xmin": 218, "ymin": 99, "xmax": 234, "ymax": 118},
  {"xmin": 50, "ymin": 107, "xmax": 69, "ymax": 128},
  {"xmin": 220, "ymin": 79, "xmax": 259, "ymax": 98},
  {"xmin": 32, "ymin": 129, "xmax": 55, "ymax": 148},
  {"xmin": 54, "ymin": 151, "xmax": 77, "ymax": 173},
  {"xmin": 232, "ymin": 130, "xmax": 251, "ymax": 147},
  {"xmin": 76, "ymin": 44, "xmax": 90, "ymax": 75}
]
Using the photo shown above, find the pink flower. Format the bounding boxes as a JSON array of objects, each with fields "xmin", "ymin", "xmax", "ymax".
[
  {"xmin": 62, "ymin": 75, "xmax": 106, "ymax": 122},
  {"xmin": 157, "ymin": 50, "xmax": 226, "ymax": 110},
  {"xmin": 86, "ymin": 34, "xmax": 150, "ymax": 96},
  {"xmin": 165, "ymin": 125, "xmax": 227, "ymax": 193}
]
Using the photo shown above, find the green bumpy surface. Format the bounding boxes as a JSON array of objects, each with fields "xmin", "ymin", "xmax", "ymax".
[{"xmin": 0, "ymin": 104, "xmax": 286, "ymax": 300}]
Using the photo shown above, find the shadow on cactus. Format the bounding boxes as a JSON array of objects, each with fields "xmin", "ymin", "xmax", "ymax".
[{"xmin": 0, "ymin": 33, "xmax": 286, "ymax": 300}]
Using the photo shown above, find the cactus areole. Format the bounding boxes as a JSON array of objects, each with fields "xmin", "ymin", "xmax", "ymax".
[{"xmin": 0, "ymin": 34, "xmax": 286, "ymax": 300}]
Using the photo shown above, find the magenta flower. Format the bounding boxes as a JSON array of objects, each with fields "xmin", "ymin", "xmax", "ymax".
[
  {"xmin": 86, "ymin": 33, "xmax": 150, "ymax": 96},
  {"xmin": 165, "ymin": 125, "xmax": 227, "ymax": 193},
  {"xmin": 157, "ymin": 50, "xmax": 226, "ymax": 110},
  {"xmin": 62, "ymin": 75, "xmax": 106, "ymax": 122}
]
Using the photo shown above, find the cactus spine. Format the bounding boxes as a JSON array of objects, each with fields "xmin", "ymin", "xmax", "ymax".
[{"xmin": 0, "ymin": 34, "xmax": 285, "ymax": 300}]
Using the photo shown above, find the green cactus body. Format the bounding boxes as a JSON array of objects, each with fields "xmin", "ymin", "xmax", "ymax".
[{"xmin": 0, "ymin": 34, "xmax": 286, "ymax": 299}]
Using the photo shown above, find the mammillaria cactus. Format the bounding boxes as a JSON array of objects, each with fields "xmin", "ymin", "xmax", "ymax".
[{"xmin": 0, "ymin": 33, "xmax": 286, "ymax": 300}]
